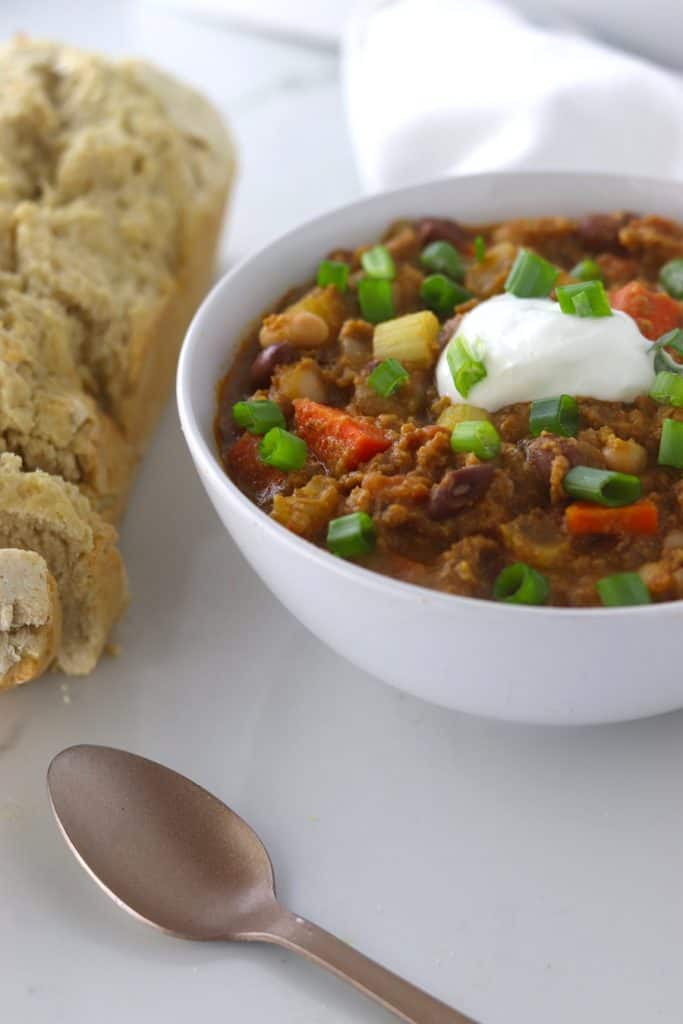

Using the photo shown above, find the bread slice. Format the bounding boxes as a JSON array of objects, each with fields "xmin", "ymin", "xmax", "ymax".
[
  {"xmin": 0, "ymin": 454, "xmax": 127, "ymax": 680},
  {"xmin": 0, "ymin": 548, "xmax": 61, "ymax": 689},
  {"xmin": 0, "ymin": 38, "xmax": 234, "ymax": 518}
]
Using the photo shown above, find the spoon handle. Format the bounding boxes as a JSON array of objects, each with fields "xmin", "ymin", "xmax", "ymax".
[{"xmin": 261, "ymin": 908, "xmax": 478, "ymax": 1024}]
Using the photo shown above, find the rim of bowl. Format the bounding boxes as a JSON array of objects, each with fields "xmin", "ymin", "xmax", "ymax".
[{"xmin": 177, "ymin": 169, "xmax": 680, "ymax": 622}]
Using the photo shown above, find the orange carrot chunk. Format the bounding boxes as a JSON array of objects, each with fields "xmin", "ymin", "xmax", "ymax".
[
  {"xmin": 610, "ymin": 281, "xmax": 681, "ymax": 340},
  {"xmin": 293, "ymin": 398, "xmax": 391, "ymax": 473},
  {"xmin": 565, "ymin": 499, "xmax": 659, "ymax": 536}
]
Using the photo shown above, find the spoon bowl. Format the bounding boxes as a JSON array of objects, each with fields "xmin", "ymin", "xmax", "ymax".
[
  {"xmin": 48, "ymin": 745, "xmax": 478, "ymax": 1024},
  {"xmin": 48, "ymin": 744, "xmax": 278, "ymax": 940}
]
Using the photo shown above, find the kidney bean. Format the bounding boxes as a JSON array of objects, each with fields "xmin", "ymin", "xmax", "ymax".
[
  {"xmin": 438, "ymin": 314, "xmax": 463, "ymax": 348},
  {"xmin": 249, "ymin": 343, "xmax": 296, "ymax": 388},
  {"xmin": 525, "ymin": 436, "xmax": 603, "ymax": 483},
  {"xmin": 417, "ymin": 217, "xmax": 470, "ymax": 250},
  {"xmin": 576, "ymin": 212, "xmax": 634, "ymax": 252},
  {"xmin": 429, "ymin": 464, "xmax": 494, "ymax": 519}
]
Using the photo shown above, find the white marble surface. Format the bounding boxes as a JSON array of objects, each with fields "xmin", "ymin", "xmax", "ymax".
[{"xmin": 2, "ymin": 3, "xmax": 683, "ymax": 1023}]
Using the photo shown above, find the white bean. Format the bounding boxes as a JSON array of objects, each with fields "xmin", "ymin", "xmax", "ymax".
[
  {"xmin": 663, "ymin": 530, "xmax": 683, "ymax": 551},
  {"xmin": 602, "ymin": 436, "xmax": 647, "ymax": 475},
  {"xmin": 259, "ymin": 311, "xmax": 328, "ymax": 349}
]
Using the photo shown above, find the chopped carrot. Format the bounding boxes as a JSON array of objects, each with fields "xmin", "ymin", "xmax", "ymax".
[
  {"xmin": 565, "ymin": 499, "xmax": 659, "ymax": 536},
  {"xmin": 610, "ymin": 281, "xmax": 681, "ymax": 340},
  {"xmin": 293, "ymin": 398, "xmax": 391, "ymax": 474},
  {"xmin": 226, "ymin": 432, "xmax": 285, "ymax": 500}
]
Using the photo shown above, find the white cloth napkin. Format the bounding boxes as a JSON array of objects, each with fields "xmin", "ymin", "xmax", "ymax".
[{"xmin": 342, "ymin": 0, "xmax": 683, "ymax": 192}]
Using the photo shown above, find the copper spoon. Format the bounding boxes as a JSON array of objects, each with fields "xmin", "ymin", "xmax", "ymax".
[{"xmin": 47, "ymin": 745, "xmax": 478, "ymax": 1024}]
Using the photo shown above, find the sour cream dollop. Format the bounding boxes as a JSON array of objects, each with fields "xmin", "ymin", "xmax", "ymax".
[{"xmin": 435, "ymin": 294, "xmax": 656, "ymax": 412}]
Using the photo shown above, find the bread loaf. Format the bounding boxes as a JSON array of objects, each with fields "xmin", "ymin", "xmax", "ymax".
[{"xmin": 0, "ymin": 39, "xmax": 234, "ymax": 687}]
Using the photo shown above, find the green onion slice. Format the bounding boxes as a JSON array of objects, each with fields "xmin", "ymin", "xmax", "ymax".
[
  {"xmin": 650, "ymin": 371, "xmax": 683, "ymax": 407},
  {"xmin": 659, "ymin": 258, "xmax": 683, "ymax": 299},
  {"xmin": 529, "ymin": 395, "xmax": 579, "ymax": 438},
  {"xmin": 446, "ymin": 336, "xmax": 487, "ymax": 398},
  {"xmin": 327, "ymin": 512, "xmax": 376, "ymax": 559},
  {"xmin": 556, "ymin": 280, "xmax": 612, "ymax": 317},
  {"xmin": 420, "ymin": 274, "xmax": 472, "ymax": 318},
  {"xmin": 358, "ymin": 277, "xmax": 395, "ymax": 324},
  {"xmin": 474, "ymin": 235, "xmax": 486, "ymax": 263},
  {"xmin": 450, "ymin": 420, "xmax": 501, "ymax": 461},
  {"xmin": 504, "ymin": 249, "xmax": 558, "ymax": 298},
  {"xmin": 658, "ymin": 418, "xmax": 683, "ymax": 469},
  {"xmin": 232, "ymin": 399, "xmax": 286, "ymax": 435},
  {"xmin": 563, "ymin": 466, "xmax": 641, "ymax": 507},
  {"xmin": 419, "ymin": 241, "xmax": 465, "ymax": 282},
  {"xmin": 493, "ymin": 562, "xmax": 550, "ymax": 605},
  {"xmin": 597, "ymin": 572, "xmax": 652, "ymax": 607},
  {"xmin": 652, "ymin": 328, "xmax": 683, "ymax": 375},
  {"xmin": 317, "ymin": 259, "xmax": 349, "ymax": 292},
  {"xmin": 570, "ymin": 258, "xmax": 603, "ymax": 283},
  {"xmin": 259, "ymin": 427, "xmax": 308, "ymax": 471},
  {"xmin": 361, "ymin": 245, "xmax": 396, "ymax": 280},
  {"xmin": 368, "ymin": 358, "xmax": 409, "ymax": 398}
]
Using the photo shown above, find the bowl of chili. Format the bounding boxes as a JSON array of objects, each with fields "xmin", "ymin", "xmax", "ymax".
[{"xmin": 178, "ymin": 171, "xmax": 683, "ymax": 724}]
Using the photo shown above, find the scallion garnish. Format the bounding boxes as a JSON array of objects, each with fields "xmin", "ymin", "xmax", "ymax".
[
  {"xmin": 368, "ymin": 358, "xmax": 409, "ymax": 398},
  {"xmin": 652, "ymin": 328, "xmax": 683, "ymax": 375},
  {"xmin": 493, "ymin": 562, "xmax": 549, "ymax": 605},
  {"xmin": 474, "ymin": 235, "xmax": 486, "ymax": 263},
  {"xmin": 658, "ymin": 418, "xmax": 683, "ymax": 469},
  {"xmin": 317, "ymin": 259, "xmax": 349, "ymax": 292},
  {"xmin": 420, "ymin": 274, "xmax": 472, "ymax": 318},
  {"xmin": 563, "ymin": 466, "xmax": 641, "ymax": 507},
  {"xmin": 570, "ymin": 258, "xmax": 603, "ymax": 282},
  {"xmin": 259, "ymin": 427, "xmax": 308, "ymax": 471},
  {"xmin": 232, "ymin": 399, "xmax": 286, "ymax": 435},
  {"xmin": 327, "ymin": 512, "xmax": 376, "ymax": 559},
  {"xmin": 529, "ymin": 395, "xmax": 579, "ymax": 438},
  {"xmin": 556, "ymin": 280, "xmax": 612, "ymax": 317},
  {"xmin": 659, "ymin": 258, "xmax": 683, "ymax": 299},
  {"xmin": 650, "ymin": 371, "xmax": 683, "ymax": 407},
  {"xmin": 446, "ymin": 336, "xmax": 487, "ymax": 398},
  {"xmin": 450, "ymin": 420, "xmax": 501, "ymax": 461},
  {"xmin": 419, "ymin": 240, "xmax": 465, "ymax": 282},
  {"xmin": 361, "ymin": 245, "xmax": 396, "ymax": 280},
  {"xmin": 504, "ymin": 249, "xmax": 558, "ymax": 298},
  {"xmin": 596, "ymin": 572, "xmax": 651, "ymax": 607},
  {"xmin": 358, "ymin": 277, "xmax": 395, "ymax": 323}
]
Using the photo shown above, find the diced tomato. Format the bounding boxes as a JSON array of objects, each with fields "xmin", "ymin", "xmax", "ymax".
[
  {"xmin": 565, "ymin": 499, "xmax": 659, "ymax": 537},
  {"xmin": 293, "ymin": 398, "xmax": 391, "ymax": 474},
  {"xmin": 610, "ymin": 281, "xmax": 681, "ymax": 340},
  {"xmin": 226, "ymin": 432, "xmax": 285, "ymax": 501}
]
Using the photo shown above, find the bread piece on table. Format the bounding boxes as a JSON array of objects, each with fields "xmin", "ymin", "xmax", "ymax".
[
  {"xmin": 0, "ymin": 454, "xmax": 128, "ymax": 676},
  {"xmin": 2, "ymin": 38, "xmax": 235, "ymax": 470},
  {"xmin": 0, "ymin": 549, "xmax": 61, "ymax": 690}
]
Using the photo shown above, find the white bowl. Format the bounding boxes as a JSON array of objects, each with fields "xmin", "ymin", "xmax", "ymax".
[{"xmin": 177, "ymin": 171, "xmax": 682, "ymax": 725}]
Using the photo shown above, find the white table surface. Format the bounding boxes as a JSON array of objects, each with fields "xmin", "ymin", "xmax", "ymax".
[{"xmin": 2, "ymin": 3, "xmax": 683, "ymax": 1023}]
